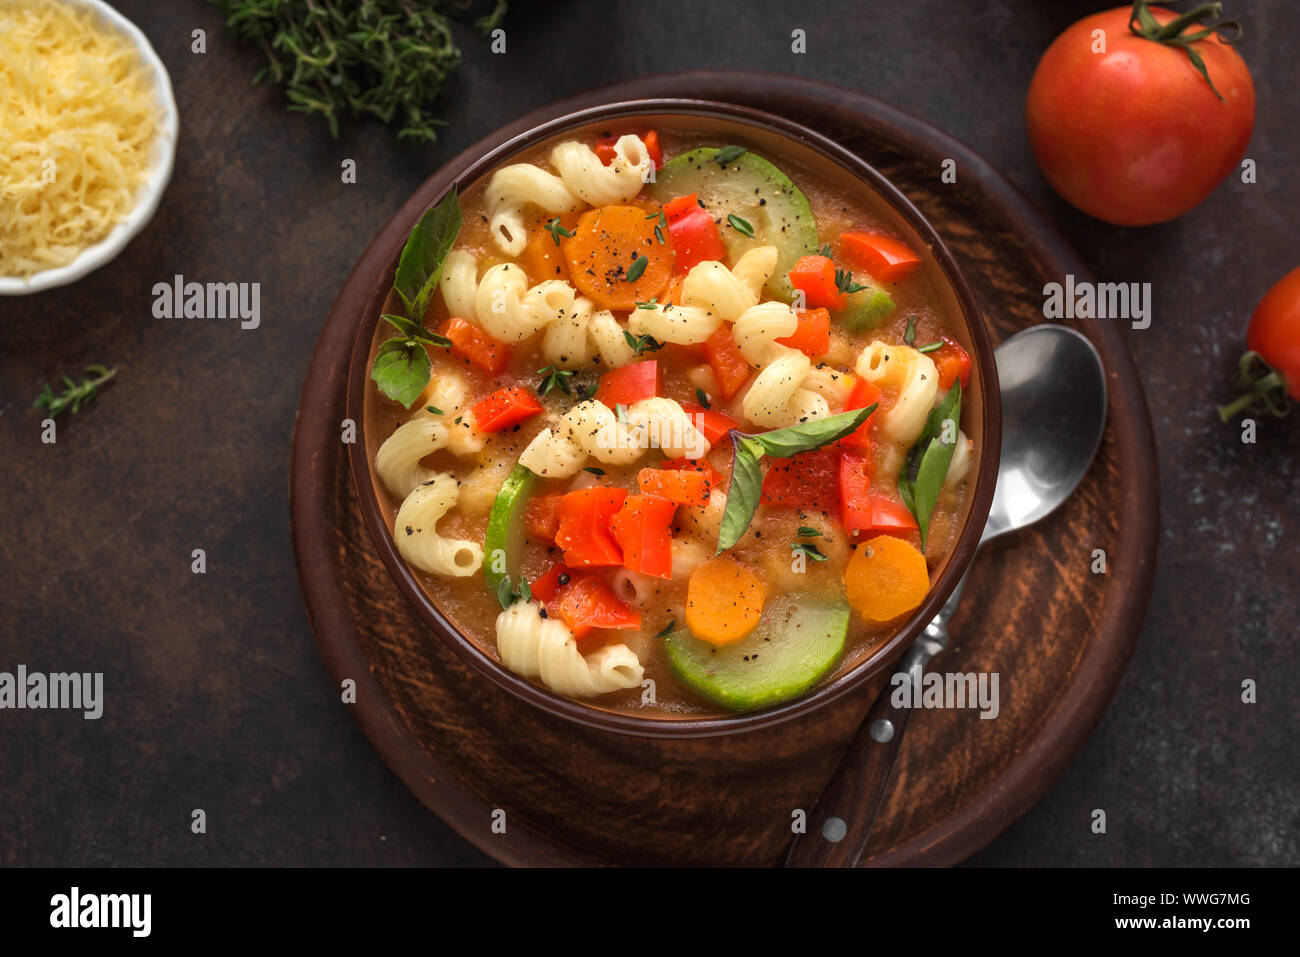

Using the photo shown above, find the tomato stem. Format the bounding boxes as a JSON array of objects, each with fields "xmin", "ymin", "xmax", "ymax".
[
  {"xmin": 1128, "ymin": 0, "xmax": 1242, "ymax": 101},
  {"xmin": 1217, "ymin": 352, "xmax": 1289, "ymax": 422}
]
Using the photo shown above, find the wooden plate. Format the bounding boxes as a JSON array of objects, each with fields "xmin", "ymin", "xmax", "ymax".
[{"xmin": 290, "ymin": 72, "xmax": 1159, "ymax": 866}]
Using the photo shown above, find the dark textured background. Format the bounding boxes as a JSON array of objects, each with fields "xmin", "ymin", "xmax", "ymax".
[{"xmin": 1, "ymin": 0, "xmax": 1295, "ymax": 867}]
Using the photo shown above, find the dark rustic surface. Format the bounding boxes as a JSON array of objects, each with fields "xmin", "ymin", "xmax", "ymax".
[{"xmin": 2, "ymin": 0, "xmax": 1296, "ymax": 867}]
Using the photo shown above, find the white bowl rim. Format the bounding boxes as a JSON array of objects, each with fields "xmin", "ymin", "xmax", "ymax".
[{"xmin": 0, "ymin": 0, "xmax": 179, "ymax": 296}]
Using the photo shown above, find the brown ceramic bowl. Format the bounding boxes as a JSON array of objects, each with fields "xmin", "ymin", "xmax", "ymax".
[{"xmin": 344, "ymin": 99, "xmax": 1000, "ymax": 738}]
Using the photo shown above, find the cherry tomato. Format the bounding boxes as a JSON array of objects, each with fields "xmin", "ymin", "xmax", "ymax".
[
  {"xmin": 1026, "ymin": 4, "xmax": 1254, "ymax": 226},
  {"xmin": 1219, "ymin": 266, "xmax": 1300, "ymax": 420}
]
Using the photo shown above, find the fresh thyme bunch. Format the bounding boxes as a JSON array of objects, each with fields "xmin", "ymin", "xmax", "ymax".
[{"xmin": 211, "ymin": 0, "xmax": 508, "ymax": 143}]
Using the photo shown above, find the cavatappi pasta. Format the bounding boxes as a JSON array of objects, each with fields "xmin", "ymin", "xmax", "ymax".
[{"xmin": 367, "ymin": 124, "xmax": 978, "ymax": 715}]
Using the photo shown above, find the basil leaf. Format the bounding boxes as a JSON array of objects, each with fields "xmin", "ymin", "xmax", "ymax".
[
  {"xmin": 716, "ymin": 438, "xmax": 765, "ymax": 554},
  {"xmin": 371, "ymin": 338, "xmax": 432, "ymax": 408},
  {"xmin": 898, "ymin": 380, "xmax": 962, "ymax": 550},
  {"xmin": 393, "ymin": 186, "xmax": 462, "ymax": 319},
  {"xmin": 747, "ymin": 406, "xmax": 876, "ymax": 458}
]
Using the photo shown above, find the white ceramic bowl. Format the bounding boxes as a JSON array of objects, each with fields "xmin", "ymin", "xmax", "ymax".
[{"xmin": 0, "ymin": 0, "xmax": 179, "ymax": 296}]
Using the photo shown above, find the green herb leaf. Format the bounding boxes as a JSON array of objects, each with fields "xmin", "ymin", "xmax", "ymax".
[
  {"xmin": 917, "ymin": 340, "xmax": 943, "ymax": 354},
  {"xmin": 652, "ymin": 620, "xmax": 676, "ymax": 640},
  {"xmin": 615, "ymin": 403, "xmax": 629, "ymax": 424},
  {"xmin": 381, "ymin": 314, "xmax": 452, "ymax": 348},
  {"xmin": 623, "ymin": 330, "xmax": 664, "ymax": 356},
  {"xmin": 898, "ymin": 380, "xmax": 962, "ymax": 551},
  {"xmin": 647, "ymin": 209, "xmax": 668, "ymax": 245},
  {"xmin": 371, "ymin": 339, "xmax": 433, "ymax": 408},
  {"xmin": 746, "ymin": 406, "xmax": 876, "ymax": 458},
  {"xmin": 635, "ymin": 297, "xmax": 659, "ymax": 310},
  {"xmin": 579, "ymin": 381, "xmax": 599, "ymax": 400},
  {"xmin": 819, "ymin": 242, "xmax": 833, "ymax": 258},
  {"xmin": 796, "ymin": 526, "xmax": 822, "ymax": 538},
  {"xmin": 518, "ymin": 577, "xmax": 532, "ymax": 604},
  {"xmin": 903, "ymin": 316, "xmax": 918, "ymax": 346},
  {"xmin": 545, "ymin": 216, "xmax": 574, "ymax": 246},
  {"xmin": 713, "ymin": 145, "xmax": 746, "ymax": 165},
  {"xmin": 536, "ymin": 364, "xmax": 575, "ymax": 396},
  {"xmin": 32, "ymin": 364, "xmax": 117, "ymax": 418},
  {"xmin": 834, "ymin": 267, "xmax": 868, "ymax": 296},
  {"xmin": 695, "ymin": 387, "xmax": 711, "ymax": 409},
  {"xmin": 496, "ymin": 575, "xmax": 517, "ymax": 610},
  {"xmin": 583, "ymin": 466, "xmax": 605, "ymax": 476},
  {"xmin": 426, "ymin": 405, "xmax": 444, "ymax": 415},
  {"xmin": 625, "ymin": 254, "xmax": 649, "ymax": 283},
  {"xmin": 727, "ymin": 214, "xmax": 755, "ymax": 238},
  {"xmin": 717, "ymin": 435, "xmax": 766, "ymax": 553},
  {"xmin": 715, "ymin": 407, "xmax": 876, "ymax": 553},
  {"xmin": 393, "ymin": 187, "xmax": 461, "ymax": 319},
  {"xmin": 791, "ymin": 542, "xmax": 829, "ymax": 562}
]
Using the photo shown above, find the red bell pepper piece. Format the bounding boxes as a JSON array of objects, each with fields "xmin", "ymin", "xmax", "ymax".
[
  {"xmin": 931, "ymin": 336, "xmax": 972, "ymax": 391},
  {"xmin": 471, "ymin": 386, "xmax": 544, "ymax": 432},
  {"xmin": 609, "ymin": 493, "xmax": 676, "ymax": 579},
  {"xmin": 776, "ymin": 307, "xmax": 831, "ymax": 357},
  {"xmin": 682, "ymin": 402, "xmax": 739, "ymax": 445},
  {"xmin": 524, "ymin": 493, "xmax": 566, "ymax": 544},
  {"xmin": 663, "ymin": 194, "xmax": 728, "ymax": 272},
  {"xmin": 839, "ymin": 449, "xmax": 918, "ymax": 538},
  {"xmin": 840, "ymin": 377, "xmax": 882, "ymax": 452},
  {"xmin": 643, "ymin": 130, "xmax": 663, "ymax": 169},
  {"xmin": 554, "ymin": 571, "xmax": 642, "ymax": 642},
  {"xmin": 595, "ymin": 359, "xmax": 660, "ymax": 407},
  {"xmin": 761, "ymin": 446, "xmax": 840, "ymax": 512},
  {"xmin": 529, "ymin": 563, "xmax": 568, "ymax": 603},
  {"xmin": 555, "ymin": 487, "xmax": 627, "ymax": 567},
  {"xmin": 703, "ymin": 326, "xmax": 753, "ymax": 399},
  {"xmin": 438, "ymin": 316, "xmax": 510, "ymax": 376},
  {"xmin": 787, "ymin": 255, "xmax": 846, "ymax": 310},
  {"xmin": 839, "ymin": 231, "xmax": 922, "ymax": 283},
  {"xmin": 637, "ymin": 466, "xmax": 712, "ymax": 507}
]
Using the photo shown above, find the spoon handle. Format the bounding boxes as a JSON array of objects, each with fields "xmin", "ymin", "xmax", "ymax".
[
  {"xmin": 784, "ymin": 664, "xmax": 916, "ymax": 867},
  {"xmin": 785, "ymin": 569, "xmax": 970, "ymax": 868}
]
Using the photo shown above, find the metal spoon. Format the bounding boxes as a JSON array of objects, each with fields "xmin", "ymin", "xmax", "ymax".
[{"xmin": 785, "ymin": 323, "xmax": 1107, "ymax": 868}]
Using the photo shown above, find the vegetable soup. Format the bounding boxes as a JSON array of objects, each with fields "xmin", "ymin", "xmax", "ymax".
[{"xmin": 365, "ymin": 120, "xmax": 977, "ymax": 715}]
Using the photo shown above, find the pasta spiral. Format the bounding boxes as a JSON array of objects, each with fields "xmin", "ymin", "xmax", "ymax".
[
  {"xmin": 517, "ymin": 397, "xmax": 709, "ymax": 477},
  {"xmin": 855, "ymin": 340, "xmax": 939, "ymax": 445},
  {"xmin": 393, "ymin": 473, "xmax": 484, "ymax": 578},
  {"xmin": 550, "ymin": 135, "xmax": 653, "ymax": 206},
  {"xmin": 495, "ymin": 600, "xmax": 644, "ymax": 698},
  {"xmin": 484, "ymin": 164, "xmax": 581, "ymax": 257}
]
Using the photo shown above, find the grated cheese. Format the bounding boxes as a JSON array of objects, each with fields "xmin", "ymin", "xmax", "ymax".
[{"xmin": 0, "ymin": 0, "xmax": 162, "ymax": 278}]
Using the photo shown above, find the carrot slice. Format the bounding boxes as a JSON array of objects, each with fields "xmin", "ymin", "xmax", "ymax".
[
  {"xmin": 522, "ymin": 212, "xmax": 580, "ymax": 283},
  {"xmin": 563, "ymin": 205, "xmax": 674, "ymax": 310},
  {"xmin": 844, "ymin": 535, "xmax": 929, "ymax": 623},
  {"xmin": 685, "ymin": 556, "xmax": 766, "ymax": 646}
]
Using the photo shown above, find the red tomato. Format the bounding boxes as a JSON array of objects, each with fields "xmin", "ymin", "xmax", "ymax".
[
  {"xmin": 1220, "ymin": 266, "xmax": 1300, "ymax": 420},
  {"xmin": 1026, "ymin": 5, "xmax": 1254, "ymax": 225}
]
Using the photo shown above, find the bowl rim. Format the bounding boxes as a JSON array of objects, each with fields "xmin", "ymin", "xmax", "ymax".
[
  {"xmin": 0, "ymin": 0, "xmax": 179, "ymax": 296},
  {"xmin": 344, "ymin": 98, "xmax": 1001, "ymax": 738}
]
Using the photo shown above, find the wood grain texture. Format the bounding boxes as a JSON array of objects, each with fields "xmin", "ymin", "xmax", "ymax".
[{"xmin": 291, "ymin": 73, "xmax": 1159, "ymax": 866}]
